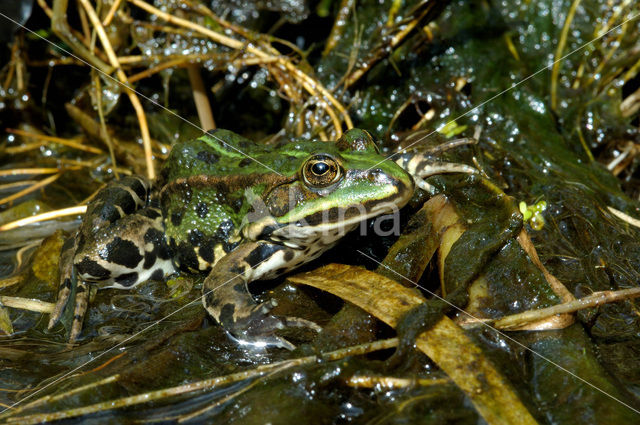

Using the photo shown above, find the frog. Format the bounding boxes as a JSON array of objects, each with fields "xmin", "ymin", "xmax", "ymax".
[{"xmin": 47, "ymin": 128, "xmax": 475, "ymax": 349}]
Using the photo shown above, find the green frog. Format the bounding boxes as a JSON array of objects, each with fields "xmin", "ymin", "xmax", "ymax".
[{"xmin": 48, "ymin": 128, "xmax": 474, "ymax": 349}]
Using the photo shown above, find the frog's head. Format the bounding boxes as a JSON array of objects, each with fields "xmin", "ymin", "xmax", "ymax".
[{"xmin": 243, "ymin": 129, "xmax": 414, "ymax": 247}]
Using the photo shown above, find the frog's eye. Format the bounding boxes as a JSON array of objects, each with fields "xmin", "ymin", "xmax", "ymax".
[{"xmin": 302, "ymin": 154, "xmax": 342, "ymax": 188}]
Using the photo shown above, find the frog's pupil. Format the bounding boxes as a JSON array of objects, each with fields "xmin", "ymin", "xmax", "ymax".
[{"xmin": 312, "ymin": 162, "xmax": 329, "ymax": 175}]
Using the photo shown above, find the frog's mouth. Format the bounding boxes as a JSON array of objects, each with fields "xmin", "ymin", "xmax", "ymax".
[{"xmin": 252, "ymin": 188, "xmax": 412, "ymax": 248}]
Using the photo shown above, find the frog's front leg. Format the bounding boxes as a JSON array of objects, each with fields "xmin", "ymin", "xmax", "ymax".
[{"xmin": 203, "ymin": 241, "xmax": 320, "ymax": 350}]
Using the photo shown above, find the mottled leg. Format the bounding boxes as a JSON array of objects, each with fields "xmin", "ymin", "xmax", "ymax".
[
  {"xmin": 69, "ymin": 281, "xmax": 90, "ymax": 342},
  {"xmin": 47, "ymin": 236, "xmax": 76, "ymax": 329},
  {"xmin": 394, "ymin": 151, "xmax": 478, "ymax": 193},
  {"xmin": 203, "ymin": 241, "xmax": 320, "ymax": 349}
]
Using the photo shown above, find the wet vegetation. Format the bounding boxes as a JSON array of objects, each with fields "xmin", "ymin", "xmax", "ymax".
[{"xmin": 1, "ymin": 0, "xmax": 640, "ymax": 423}]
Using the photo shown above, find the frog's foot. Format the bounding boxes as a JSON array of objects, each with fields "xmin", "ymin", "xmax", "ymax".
[{"xmin": 209, "ymin": 291, "xmax": 321, "ymax": 350}]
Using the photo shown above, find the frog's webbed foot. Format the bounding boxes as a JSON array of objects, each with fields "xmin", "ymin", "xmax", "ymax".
[
  {"xmin": 203, "ymin": 242, "xmax": 321, "ymax": 350},
  {"xmin": 394, "ymin": 138, "xmax": 479, "ymax": 193},
  {"xmin": 227, "ymin": 297, "xmax": 320, "ymax": 350}
]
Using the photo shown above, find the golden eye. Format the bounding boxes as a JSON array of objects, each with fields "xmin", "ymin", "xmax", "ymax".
[{"xmin": 302, "ymin": 154, "xmax": 342, "ymax": 188}]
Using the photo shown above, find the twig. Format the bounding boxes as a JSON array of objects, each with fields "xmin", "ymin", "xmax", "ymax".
[
  {"xmin": 0, "ymin": 206, "xmax": 87, "ymax": 232},
  {"xmin": 0, "ymin": 296, "xmax": 55, "ymax": 313},
  {"xmin": 0, "ymin": 168, "xmax": 65, "ymax": 177},
  {"xmin": 187, "ymin": 64, "xmax": 215, "ymax": 130},
  {"xmin": 78, "ymin": 0, "xmax": 155, "ymax": 179},
  {"xmin": 550, "ymin": 0, "xmax": 582, "ymax": 111},
  {"xmin": 102, "ymin": 0, "xmax": 123, "ymax": 26},
  {"xmin": 93, "ymin": 72, "xmax": 119, "ymax": 178},
  {"xmin": 490, "ymin": 287, "xmax": 640, "ymax": 330},
  {"xmin": 607, "ymin": 206, "xmax": 640, "ymax": 228},
  {"xmin": 346, "ymin": 375, "xmax": 451, "ymax": 389},
  {"xmin": 0, "ymin": 174, "xmax": 62, "ymax": 207},
  {"xmin": 6, "ymin": 128, "xmax": 103, "ymax": 154}
]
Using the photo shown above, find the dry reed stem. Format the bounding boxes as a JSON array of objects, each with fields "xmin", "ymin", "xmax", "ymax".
[
  {"xmin": 127, "ymin": 0, "xmax": 353, "ymax": 135},
  {"xmin": 6, "ymin": 128, "xmax": 103, "ymax": 154},
  {"xmin": 489, "ymin": 287, "xmax": 640, "ymax": 330},
  {"xmin": 0, "ymin": 168, "xmax": 65, "ymax": 177},
  {"xmin": 0, "ymin": 174, "xmax": 62, "ymax": 207},
  {"xmin": 187, "ymin": 64, "xmax": 215, "ymax": 130},
  {"xmin": 550, "ymin": 0, "xmax": 582, "ymax": 111},
  {"xmin": 78, "ymin": 0, "xmax": 155, "ymax": 179},
  {"xmin": 102, "ymin": 0, "xmax": 123, "ymax": 26},
  {"xmin": 0, "ymin": 296, "xmax": 55, "ymax": 314},
  {"xmin": 0, "ymin": 206, "xmax": 87, "ymax": 232}
]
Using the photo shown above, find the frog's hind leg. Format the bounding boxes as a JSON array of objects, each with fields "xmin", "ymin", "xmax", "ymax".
[
  {"xmin": 48, "ymin": 176, "xmax": 176, "ymax": 341},
  {"xmin": 68, "ymin": 281, "xmax": 90, "ymax": 342},
  {"xmin": 47, "ymin": 236, "xmax": 77, "ymax": 329}
]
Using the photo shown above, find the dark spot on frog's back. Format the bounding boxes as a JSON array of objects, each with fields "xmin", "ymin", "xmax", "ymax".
[
  {"xmin": 98, "ymin": 202, "xmax": 122, "ymax": 223},
  {"xmin": 143, "ymin": 250, "xmax": 156, "ymax": 269},
  {"xmin": 215, "ymin": 219, "xmax": 235, "ymax": 240},
  {"xmin": 176, "ymin": 242, "xmax": 200, "ymax": 271},
  {"xmin": 103, "ymin": 237, "xmax": 143, "ymax": 268},
  {"xmin": 219, "ymin": 303, "xmax": 236, "ymax": 325},
  {"xmin": 199, "ymin": 239, "xmax": 215, "ymax": 263},
  {"xmin": 145, "ymin": 226, "xmax": 165, "ymax": 244},
  {"xmin": 125, "ymin": 176, "xmax": 147, "ymax": 200},
  {"xmin": 196, "ymin": 150, "xmax": 219, "ymax": 164},
  {"xmin": 145, "ymin": 227, "xmax": 172, "ymax": 260},
  {"xmin": 195, "ymin": 202, "xmax": 209, "ymax": 218},
  {"xmin": 171, "ymin": 211, "xmax": 183, "ymax": 226},
  {"xmin": 238, "ymin": 158, "xmax": 252, "ymax": 167},
  {"xmin": 140, "ymin": 207, "xmax": 161, "ymax": 220},
  {"xmin": 76, "ymin": 257, "xmax": 111, "ymax": 280},
  {"xmin": 189, "ymin": 229, "xmax": 204, "ymax": 246},
  {"xmin": 105, "ymin": 186, "xmax": 136, "ymax": 214}
]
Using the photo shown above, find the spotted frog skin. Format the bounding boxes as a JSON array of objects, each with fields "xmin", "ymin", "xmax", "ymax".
[{"xmin": 48, "ymin": 129, "xmax": 473, "ymax": 348}]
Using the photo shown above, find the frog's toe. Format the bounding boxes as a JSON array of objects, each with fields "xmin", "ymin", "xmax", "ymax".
[
  {"xmin": 47, "ymin": 277, "xmax": 72, "ymax": 329},
  {"xmin": 280, "ymin": 316, "xmax": 322, "ymax": 332},
  {"xmin": 236, "ymin": 332, "xmax": 297, "ymax": 351}
]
